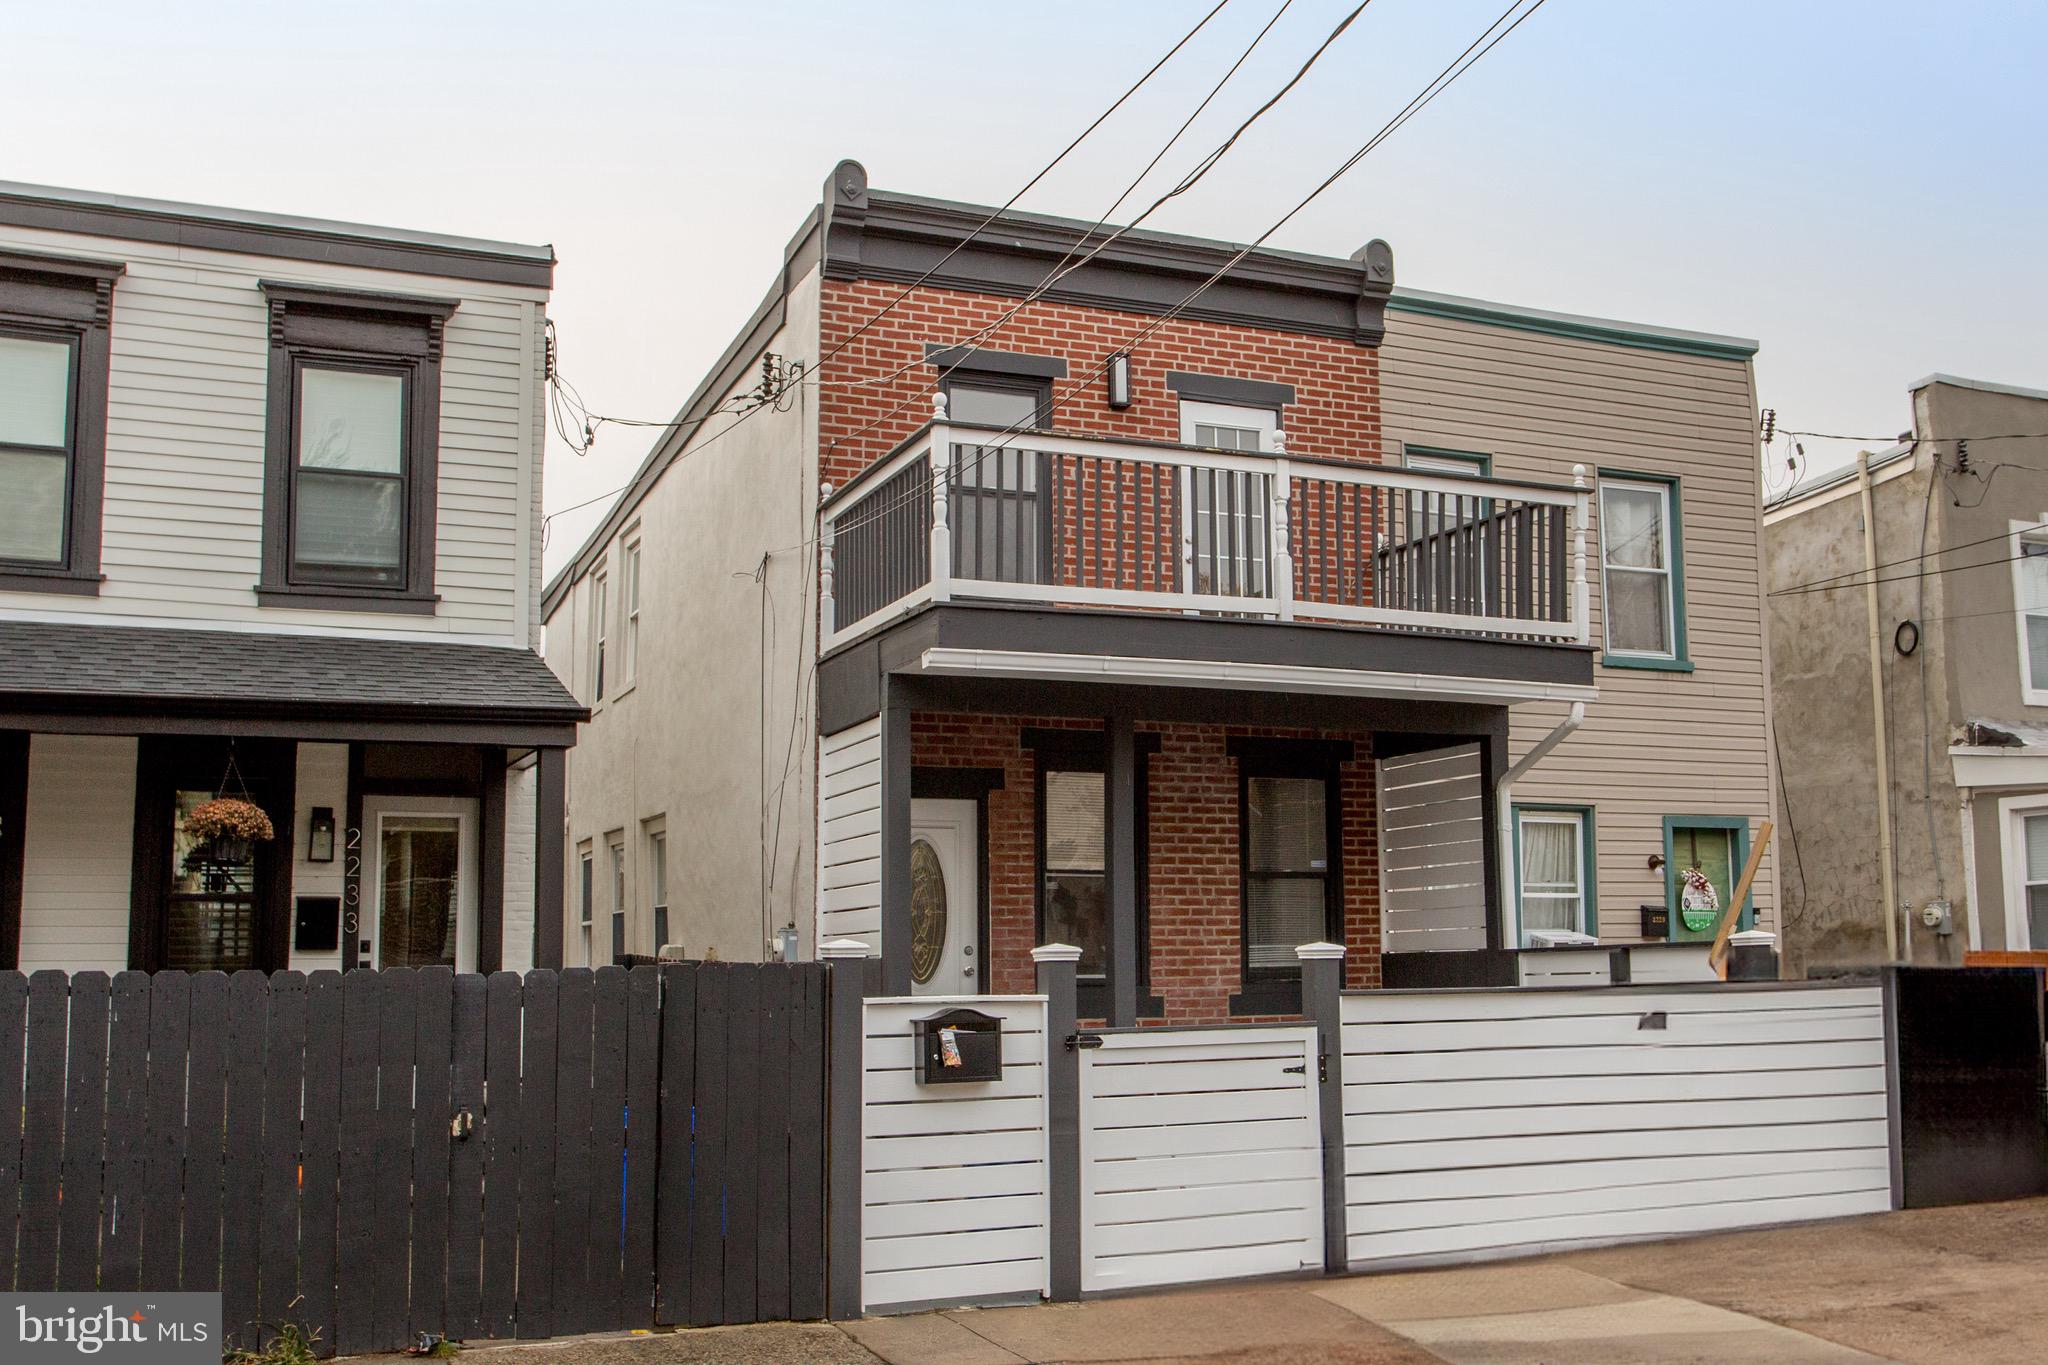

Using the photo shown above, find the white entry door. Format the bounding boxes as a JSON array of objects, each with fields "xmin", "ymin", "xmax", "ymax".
[
  {"xmin": 909, "ymin": 798, "xmax": 980, "ymax": 995},
  {"xmin": 362, "ymin": 796, "xmax": 479, "ymax": 972}
]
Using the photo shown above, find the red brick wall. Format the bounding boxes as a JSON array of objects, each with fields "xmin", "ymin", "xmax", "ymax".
[
  {"xmin": 818, "ymin": 280, "xmax": 1384, "ymax": 491},
  {"xmin": 911, "ymin": 711, "xmax": 1382, "ymax": 1025}
]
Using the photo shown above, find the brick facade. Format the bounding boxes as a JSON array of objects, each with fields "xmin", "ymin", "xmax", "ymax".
[
  {"xmin": 911, "ymin": 711, "xmax": 1382, "ymax": 1025},
  {"xmin": 817, "ymin": 280, "xmax": 1385, "ymax": 491}
]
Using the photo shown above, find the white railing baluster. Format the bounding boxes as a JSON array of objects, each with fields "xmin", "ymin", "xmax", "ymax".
[
  {"xmin": 1571, "ymin": 463, "xmax": 1591, "ymax": 644},
  {"xmin": 819, "ymin": 480, "xmax": 837, "ymax": 639},
  {"xmin": 929, "ymin": 393, "xmax": 952, "ymax": 603},
  {"xmin": 1271, "ymin": 439, "xmax": 1294, "ymax": 621}
]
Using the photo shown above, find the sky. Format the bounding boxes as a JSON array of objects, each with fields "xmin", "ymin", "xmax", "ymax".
[{"xmin": 8, "ymin": 0, "xmax": 2047, "ymax": 577}]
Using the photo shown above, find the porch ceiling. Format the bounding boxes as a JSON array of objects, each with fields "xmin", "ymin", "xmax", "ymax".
[
  {"xmin": 0, "ymin": 619, "xmax": 586, "ymax": 746},
  {"xmin": 820, "ymin": 604, "xmax": 1593, "ymax": 731}
]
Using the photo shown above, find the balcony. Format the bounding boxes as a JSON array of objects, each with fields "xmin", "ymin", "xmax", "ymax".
[{"xmin": 820, "ymin": 405, "xmax": 1591, "ymax": 658}]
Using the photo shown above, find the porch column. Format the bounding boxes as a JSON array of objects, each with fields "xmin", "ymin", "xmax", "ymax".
[
  {"xmin": 477, "ymin": 746, "xmax": 507, "ymax": 973},
  {"xmin": 1105, "ymin": 712, "xmax": 1139, "ymax": 1028},
  {"xmin": 1034, "ymin": 943, "xmax": 1083, "ymax": 1302},
  {"xmin": 0, "ymin": 731, "xmax": 26, "ymax": 971},
  {"xmin": 533, "ymin": 745, "xmax": 566, "ymax": 969},
  {"xmin": 1478, "ymin": 720, "xmax": 1510, "ymax": 952},
  {"xmin": 879, "ymin": 680, "xmax": 914, "ymax": 996}
]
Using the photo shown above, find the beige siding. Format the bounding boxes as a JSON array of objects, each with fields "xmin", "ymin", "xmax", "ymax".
[
  {"xmin": 1379, "ymin": 310, "xmax": 1774, "ymax": 940},
  {"xmin": 20, "ymin": 735, "xmax": 137, "ymax": 974},
  {"xmin": 0, "ymin": 223, "xmax": 547, "ymax": 645}
]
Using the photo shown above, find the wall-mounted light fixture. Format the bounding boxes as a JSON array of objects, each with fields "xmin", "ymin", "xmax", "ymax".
[
  {"xmin": 1105, "ymin": 352, "xmax": 1132, "ymax": 409},
  {"xmin": 308, "ymin": 806, "xmax": 336, "ymax": 863}
]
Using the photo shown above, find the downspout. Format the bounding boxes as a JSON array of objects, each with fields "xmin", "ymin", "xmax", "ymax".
[
  {"xmin": 1858, "ymin": 452, "xmax": 1901, "ymax": 961},
  {"xmin": 1496, "ymin": 702, "xmax": 1588, "ymax": 940}
]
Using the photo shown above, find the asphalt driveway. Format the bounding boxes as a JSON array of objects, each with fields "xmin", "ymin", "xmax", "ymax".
[{"xmin": 459, "ymin": 1196, "xmax": 2048, "ymax": 1365}]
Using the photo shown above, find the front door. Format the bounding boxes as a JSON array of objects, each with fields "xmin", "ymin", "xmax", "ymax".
[
  {"xmin": 910, "ymin": 798, "xmax": 979, "ymax": 995},
  {"xmin": 362, "ymin": 796, "xmax": 479, "ymax": 971}
]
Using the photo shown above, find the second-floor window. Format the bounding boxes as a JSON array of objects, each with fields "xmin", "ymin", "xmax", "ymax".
[
  {"xmin": 622, "ymin": 539, "xmax": 642, "ymax": 685},
  {"xmin": 2014, "ymin": 529, "xmax": 2048, "ymax": 704},
  {"xmin": 259, "ymin": 283, "xmax": 456, "ymax": 611},
  {"xmin": 590, "ymin": 571, "xmax": 609, "ymax": 702},
  {"xmin": 0, "ymin": 251, "xmax": 121, "ymax": 592},
  {"xmin": 1598, "ymin": 474, "xmax": 1686, "ymax": 665}
]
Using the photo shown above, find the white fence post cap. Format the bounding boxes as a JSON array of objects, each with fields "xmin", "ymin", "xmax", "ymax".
[
  {"xmin": 1728, "ymin": 929, "xmax": 1777, "ymax": 947},
  {"xmin": 818, "ymin": 938, "xmax": 873, "ymax": 960},
  {"xmin": 1031, "ymin": 943, "xmax": 1084, "ymax": 964},
  {"xmin": 1295, "ymin": 941, "xmax": 1347, "ymax": 961}
]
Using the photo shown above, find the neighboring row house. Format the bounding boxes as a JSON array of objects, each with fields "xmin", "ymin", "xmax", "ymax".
[
  {"xmin": 1766, "ymin": 374, "xmax": 2048, "ymax": 970},
  {"xmin": 543, "ymin": 160, "xmax": 1776, "ymax": 1021},
  {"xmin": 0, "ymin": 183, "xmax": 582, "ymax": 976}
]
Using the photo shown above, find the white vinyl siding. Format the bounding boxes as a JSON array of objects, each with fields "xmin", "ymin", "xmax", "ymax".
[
  {"xmin": 1380, "ymin": 307, "xmax": 1774, "ymax": 939},
  {"xmin": 818, "ymin": 718, "xmax": 882, "ymax": 953},
  {"xmin": 287, "ymin": 742, "xmax": 349, "ymax": 973},
  {"xmin": 18, "ymin": 735, "xmax": 137, "ymax": 974},
  {"xmin": 0, "ymin": 221, "xmax": 546, "ymax": 644}
]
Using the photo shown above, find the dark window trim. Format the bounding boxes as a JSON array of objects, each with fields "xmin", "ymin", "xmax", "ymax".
[
  {"xmin": 925, "ymin": 344, "xmax": 1068, "ymax": 380},
  {"xmin": 1166, "ymin": 371, "xmax": 1295, "ymax": 412},
  {"xmin": 1022, "ymin": 728, "xmax": 1163, "ymax": 1019},
  {"xmin": 0, "ymin": 251, "xmax": 123, "ymax": 593},
  {"xmin": 1230, "ymin": 735, "xmax": 1348, "ymax": 1015},
  {"xmin": 258, "ymin": 281, "xmax": 457, "ymax": 611}
]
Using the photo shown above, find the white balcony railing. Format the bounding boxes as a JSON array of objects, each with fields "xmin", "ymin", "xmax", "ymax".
[{"xmin": 820, "ymin": 397, "xmax": 1591, "ymax": 655}]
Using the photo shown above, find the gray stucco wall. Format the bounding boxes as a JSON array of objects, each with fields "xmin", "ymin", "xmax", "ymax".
[
  {"xmin": 1765, "ymin": 449, "xmax": 1965, "ymax": 971},
  {"xmin": 542, "ymin": 268, "xmax": 823, "ymax": 965}
]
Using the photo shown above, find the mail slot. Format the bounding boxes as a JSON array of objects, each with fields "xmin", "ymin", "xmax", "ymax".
[{"xmin": 914, "ymin": 1007, "xmax": 1003, "ymax": 1085}]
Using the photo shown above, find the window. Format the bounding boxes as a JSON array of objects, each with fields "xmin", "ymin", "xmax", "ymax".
[
  {"xmin": 1233, "ymin": 738, "xmax": 1346, "ymax": 1006},
  {"xmin": 1598, "ymin": 473, "xmax": 1689, "ymax": 668},
  {"xmin": 590, "ymin": 571, "xmax": 609, "ymax": 703},
  {"xmin": 2011, "ymin": 524, "xmax": 2048, "ymax": 704},
  {"xmin": 1662, "ymin": 817, "xmax": 1750, "ymax": 941},
  {"xmin": 2014, "ymin": 809, "xmax": 2048, "ymax": 949},
  {"xmin": 1041, "ymin": 770, "xmax": 1107, "ymax": 977},
  {"xmin": 259, "ymin": 282, "xmax": 456, "ymax": 611},
  {"xmin": 1515, "ymin": 807, "xmax": 1594, "ymax": 941},
  {"xmin": 0, "ymin": 251, "xmax": 121, "ymax": 593},
  {"xmin": 647, "ymin": 825, "xmax": 670, "ymax": 951},
  {"xmin": 1180, "ymin": 401, "xmax": 1275, "ymax": 598},
  {"xmin": 608, "ymin": 834, "xmax": 626, "ymax": 964},
  {"xmin": 578, "ymin": 843, "xmax": 594, "ymax": 965},
  {"xmin": 622, "ymin": 539, "xmax": 643, "ymax": 685},
  {"xmin": 944, "ymin": 379, "xmax": 1047, "ymax": 429},
  {"xmin": 1403, "ymin": 447, "xmax": 1491, "ymax": 543}
]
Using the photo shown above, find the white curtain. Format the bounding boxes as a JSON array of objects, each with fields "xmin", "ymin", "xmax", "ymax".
[{"xmin": 1520, "ymin": 817, "xmax": 1582, "ymax": 934}]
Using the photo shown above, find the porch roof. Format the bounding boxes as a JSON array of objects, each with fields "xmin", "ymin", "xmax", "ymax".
[{"xmin": 0, "ymin": 620, "xmax": 586, "ymax": 746}]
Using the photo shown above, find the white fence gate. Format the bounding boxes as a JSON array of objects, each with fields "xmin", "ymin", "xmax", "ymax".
[
  {"xmin": 1339, "ymin": 983, "xmax": 1893, "ymax": 1268},
  {"xmin": 1080, "ymin": 1026, "xmax": 1325, "ymax": 1292},
  {"xmin": 860, "ymin": 996, "xmax": 1051, "ymax": 1312}
]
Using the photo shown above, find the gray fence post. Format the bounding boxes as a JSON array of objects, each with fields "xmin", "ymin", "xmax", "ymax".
[
  {"xmin": 821, "ymin": 938, "xmax": 872, "ymax": 1320},
  {"xmin": 1297, "ymin": 941, "xmax": 1348, "ymax": 1275},
  {"xmin": 1034, "ymin": 943, "xmax": 1082, "ymax": 1302}
]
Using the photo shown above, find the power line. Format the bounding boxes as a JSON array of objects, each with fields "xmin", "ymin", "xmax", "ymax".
[
  {"xmin": 815, "ymin": 0, "xmax": 1552, "ymax": 551},
  {"xmin": 816, "ymin": 0, "xmax": 1378, "ymax": 463},
  {"xmin": 1767, "ymin": 514, "xmax": 2046, "ymax": 595},
  {"xmin": 1782, "ymin": 429, "xmax": 2048, "ymax": 444},
  {"xmin": 1769, "ymin": 544, "xmax": 2045, "ymax": 598}
]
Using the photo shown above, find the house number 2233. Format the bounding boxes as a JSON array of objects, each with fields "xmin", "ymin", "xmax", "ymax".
[{"xmin": 342, "ymin": 826, "xmax": 362, "ymax": 935}]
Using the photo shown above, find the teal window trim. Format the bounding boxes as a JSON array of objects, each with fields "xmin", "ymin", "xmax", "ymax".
[
  {"xmin": 1660, "ymin": 815, "xmax": 1754, "ymax": 937},
  {"xmin": 1402, "ymin": 445, "xmax": 1492, "ymax": 478},
  {"xmin": 1596, "ymin": 467, "xmax": 1691, "ymax": 672},
  {"xmin": 1511, "ymin": 803, "xmax": 1598, "ymax": 942}
]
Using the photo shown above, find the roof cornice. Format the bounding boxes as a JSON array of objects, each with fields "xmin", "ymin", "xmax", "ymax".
[
  {"xmin": 0, "ymin": 180, "xmax": 555, "ymax": 290},
  {"xmin": 1387, "ymin": 288, "xmax": 1758, "ymax": 361},
  {"xmin": 819, "ymin": 160, "xmax": 1393, "ymax": 346}
]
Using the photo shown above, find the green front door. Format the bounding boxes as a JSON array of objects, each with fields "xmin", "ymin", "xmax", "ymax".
[{"xmin": 1670, "ymin": 824, "xmax": 1737, "ymax": 941}]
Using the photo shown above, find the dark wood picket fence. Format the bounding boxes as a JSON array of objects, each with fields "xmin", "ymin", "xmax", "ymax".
[{"xmin": 0, "ymin": 962, "xmax": 828, "ymax": 1356}]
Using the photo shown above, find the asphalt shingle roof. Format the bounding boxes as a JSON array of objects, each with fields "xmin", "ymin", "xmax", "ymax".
[{"xmin": 0, "ymin": 619, "xmax": 585, "ymax": 724}]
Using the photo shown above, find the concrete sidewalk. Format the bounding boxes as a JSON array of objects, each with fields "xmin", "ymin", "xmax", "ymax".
[{"xmin": 466, "ymin": 1197, "xmax": 2048, "ymax": 1365}]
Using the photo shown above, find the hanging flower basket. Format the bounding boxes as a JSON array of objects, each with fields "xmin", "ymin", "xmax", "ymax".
[{"xmin": 184, "ymin": 797, "xmax": 275, "ymax": 867}]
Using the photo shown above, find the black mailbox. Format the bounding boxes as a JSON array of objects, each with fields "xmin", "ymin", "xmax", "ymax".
[
  {"xmin": 1640, "ymin": 903, "xmax": 1671, "ymax": 939},
  {"xmin": 914, "ymin": 1008, "xmax": 1003, "ymax": 1085}
]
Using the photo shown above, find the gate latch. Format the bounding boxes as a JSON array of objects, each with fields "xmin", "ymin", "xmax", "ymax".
[{"xmin": 1066, "ymin": 1032, "xmax": 1105, "ymax": 1051}]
